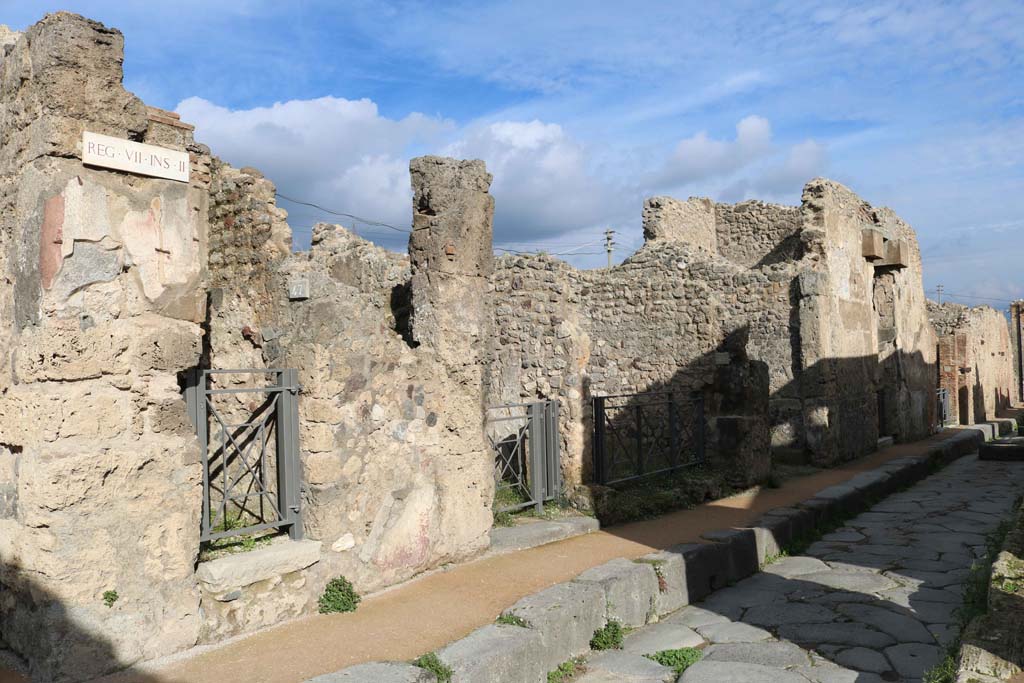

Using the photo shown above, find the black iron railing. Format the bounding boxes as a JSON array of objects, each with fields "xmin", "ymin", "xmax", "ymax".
[{"xmin": 592, "ymin": 391, "xmax": 704, "ymax": 486}]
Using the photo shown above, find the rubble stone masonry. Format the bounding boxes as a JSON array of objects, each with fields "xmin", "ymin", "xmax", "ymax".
[
  {"xmin": 0, "ymin": 13, "xmax": 208, "ymax": 680},
  {"xmin": 0, "ymin": 10, "xmax": 1012, "ymax": 682},
  {"xmin": 929, "ymin": 301, "xmax": 1015, "ymax": 425}
]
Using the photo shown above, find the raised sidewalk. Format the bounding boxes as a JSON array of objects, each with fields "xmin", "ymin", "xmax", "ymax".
[{"xmin": 97, "ymin": 428, "xmax": 990, "ymax": 683}]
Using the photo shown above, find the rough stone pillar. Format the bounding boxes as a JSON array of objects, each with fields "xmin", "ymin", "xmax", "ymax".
[
  {"xmin": 407, "ymin": 155, "xmax": 496, "ymax": 549},
  {"xmin": 408, "ymin": 156, "xmax": 495, "ymax": 385},
  {"xmin": 1012, "ymin": 301, "xmax": 1024, "ymax": 404}
]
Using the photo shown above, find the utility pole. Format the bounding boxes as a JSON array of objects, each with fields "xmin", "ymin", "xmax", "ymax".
[
  {"xmin": 936, "ymin": 284, "xmax": 944, "ymax": 305},
  {"xmin": 604, "ymin": 229, "xmax": 615, "ymax": 268}
]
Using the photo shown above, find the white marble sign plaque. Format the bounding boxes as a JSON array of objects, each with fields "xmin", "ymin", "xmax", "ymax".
[{"xmin": 82, "ymin": 131, "xmax": 189, "ymax": 182}]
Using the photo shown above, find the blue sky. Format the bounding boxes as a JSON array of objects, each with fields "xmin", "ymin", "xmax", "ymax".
[{"xmin": 4, "ymin": 0, "xmax": 1023, "ymax": 307}]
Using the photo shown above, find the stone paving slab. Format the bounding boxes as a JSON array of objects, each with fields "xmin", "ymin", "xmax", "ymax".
[{"xmin": 578, "ymin": 454, "xmax": 1024, "ymax": 682}]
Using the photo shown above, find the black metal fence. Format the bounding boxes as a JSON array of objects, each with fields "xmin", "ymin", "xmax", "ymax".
[
  {"xmin": 592, "ymin": 391, "xmax": 705, "ymax": 486},
  {"xmin": 936, "ymin": 387, "xmax": 951, "ymax": 428},
  {"xmin": 486, "ymin": 400, "xmax": 561, "ymax": 514},
  {"xmin": 185, "ymin": 368, "xmax": 304, "ymax": 542}
]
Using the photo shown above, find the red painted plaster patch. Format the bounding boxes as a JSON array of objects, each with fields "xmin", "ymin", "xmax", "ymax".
[{"xmin": 39, "ymin": 194, "xmax": 65, "ymax": 290}]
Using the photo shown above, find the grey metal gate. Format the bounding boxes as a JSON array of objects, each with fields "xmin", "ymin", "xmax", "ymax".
[
  {"xmin": 487, "ymin": 400, "xmax": 560, "ymax": 514},
  {"xmin": 592, "ymin": 391, "xmax": 705, "ymax": 486},
  {"xmin": 936, "ymin": 387, "xmax": 951, "ymax": 428},
  {"xmin": 186, "ymin": 368, "xmax": 303, "ymax": 542}
]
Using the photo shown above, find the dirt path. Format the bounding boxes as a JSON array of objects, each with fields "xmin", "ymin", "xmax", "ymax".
[{"xmin": 83, "ymin": 431, "xmax": 968, "ymax": 683}]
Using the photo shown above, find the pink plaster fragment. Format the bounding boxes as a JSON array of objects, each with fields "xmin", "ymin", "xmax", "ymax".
[{"xmin": 39, "ymin": 194, "xmax": 65, "ymax": 290}]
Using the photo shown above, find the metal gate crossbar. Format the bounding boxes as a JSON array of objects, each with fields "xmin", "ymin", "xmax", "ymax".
[
  {"xmin": 593, "ymin": 391, "xmax": 704, "ymax": 486},
  {"xmin": 487, "ymin": 400, "xmax": 561, "ymax": 514},
  {"xmin": 208, "ymin": 397, "xmax": 282, "ymax": 523},
  {"xmin": 186, "ymin": 368, "xmax": 304, "ymax": 543}
]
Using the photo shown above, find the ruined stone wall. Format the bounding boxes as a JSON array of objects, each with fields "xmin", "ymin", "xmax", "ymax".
[
  {"xmin": 930, "ymin": 301, "xmax": 1015, "ymax": 424},
  {"xmin": 489, "ymin": 242, "xmax": 774, "ymax": 491},
  {"xmin": 199, "ymin": 156, "xmax": 494, "ymax": 638},
  {"xmin": 492, "ymin": 179, "xmax": 939, "ymax": 482},
  {"xmin": 0, "ymin": 14, "xmax": 208, "ymax": 680},
  {"xmin": 714, "ymin": 201, "xmax": 803, "ymax": 268},
  {"xmin": 1011, "ymin": 301, "xmax": 1023, "ymax": 404},
  {"xmin": 798, "ymin": 180, "xmax": 936, "ymax": 463}
]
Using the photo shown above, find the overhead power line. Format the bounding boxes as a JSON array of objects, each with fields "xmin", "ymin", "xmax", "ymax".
[
  {"xmin": 927, "ymin": 289, "xmax": 1016, "ymax": 305},
  {"xmin": 275, "ymin": 192, "xmax": 410, "ymax": 234}
]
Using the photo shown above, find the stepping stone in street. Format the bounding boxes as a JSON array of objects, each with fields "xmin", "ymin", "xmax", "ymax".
[
  {"xmin": 703, "ymin": 641, "xmax": 812, "ymax": 668},
  {"xmin": 979, "ymin": 436, "xmax": 1024, "ymax": 461},
  {"xmin": 678, "ymin": 660, "xmax": 810, "ymax": 683},
  {"xmin": 622, "ymin": 622, "xmax": 704, "ymax": 655}
]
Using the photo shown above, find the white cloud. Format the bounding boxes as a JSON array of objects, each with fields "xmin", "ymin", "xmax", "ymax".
[
  {"xmin": 179, "ymin": 98, "xmax": 630, "ymax": 249},
  {"xmin": 444, "ymin": 120, "xmax": 631, "ymax": 242},
  {"xmin": 177, "ymin": 96, "xmax": 453, "ymax": 246},
  {"xmin": 658, "ymin": 115, "xmax": 773, "ymax": 187}
]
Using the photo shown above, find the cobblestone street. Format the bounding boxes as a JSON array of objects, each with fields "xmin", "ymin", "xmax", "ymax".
[{"xmin": 579, "ymin": 454, "xmax": 1024, "ymax": 683}]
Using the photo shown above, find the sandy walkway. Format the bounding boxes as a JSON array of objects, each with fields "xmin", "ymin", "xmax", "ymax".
[{"xmin": 103, "ymin": 431, "xmax": 968, "ymax": 683}]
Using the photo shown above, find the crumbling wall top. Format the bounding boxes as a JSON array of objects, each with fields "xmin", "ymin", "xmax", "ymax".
[
  {"xmin": 409, "ymin": 155, "xmax": 494, "ymax": 278},
  {"xmin": 642, "ymin": 196, "xmax": 717, "ymax": 253}
]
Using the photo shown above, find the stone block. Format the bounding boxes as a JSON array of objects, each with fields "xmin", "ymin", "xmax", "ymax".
[
  {"xmin": 573, "ymin": 558, "xmax": 659, "ymax": 627},
  {"xmin": 503, "ymin": 581, "xmax": 604, "ymax": 673},
  {"xmin": 880, "ymin": 238, "xmax": 909, "ymax": 268},
  {"xmin": 196, "ymin": 539, "xmax": 322, "ymax": 593},
  {"xmin": 306, "ymin": 662, "xmax": 437, "ymax": 683},
  {"xmin": 437, "ymin": 624, "xmax": 545, "ymax": 683},
  {"xmin": 13, "ymin": 320, "xmax": 131, "ymax": 382},
  {"xmin": 753, "ymin": 506, "xmax": 815, "ymax": 551},
  {"xmin": 700, "ymin": 528, "xmax": 759, "ymax": 583},
  {"xmin": 861, "ymin": 229, "xmax": 885, "ymax": 260},
  {"xmin": 637, "ymin": 550, "xmax": 688, "ymax": 616},
  {"xmin": 488, "ymin": 517, "xmax": 599, "ymax": 555},
  {"xmin": 844, "ymin": 470, "xmax": 893, "ymax": 499},
  {"xmin": 580, "ymin": 651, "xmax": 674, "ymax": 682},
  {"xmin": 808, "ymin": 484, "xmax": 862, "ymax": 518},
  {"xmin": 979, "ymin": 437, "xmax": 1024, "ymax": 461},
  {"xmin": 677, "ymin": 543, "xmax": 731, "ymax": 603}
]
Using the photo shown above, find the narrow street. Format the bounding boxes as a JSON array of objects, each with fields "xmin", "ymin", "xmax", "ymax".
[{"xmin": 580, "ymin": 453, "xmax": 1024, "ymax": 682}]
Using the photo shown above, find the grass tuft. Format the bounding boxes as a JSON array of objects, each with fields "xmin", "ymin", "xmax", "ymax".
[
  {"xmin": 645, "ymin": 647, "xmax": 702, "ymax": 674},
  {"xmin": 318, "ymin": 576, "xmax": 361, "ymax": 614},
  {"xmin": 413, "ymin": 652, "xmax": 452, "ymax": 683},
  {"xmin": 547, "ymin": 656, "xmax": 585, "ymax": 683},
  {"xmin": 589, "ymin": 620, "xmax": 623, "ymax": 650},
  {"xmin": 495, "ymin": 612, "xmax": 529, "ymax": 628}
]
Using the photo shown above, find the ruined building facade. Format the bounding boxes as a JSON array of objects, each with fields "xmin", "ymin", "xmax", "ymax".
[
  {"xmin": 0, "ymin": 12, "xmax": 1012, "ymax": 682},
  {"xmin": 930, "ymin": 301, "xmax": 1016, "ymax": 426}
]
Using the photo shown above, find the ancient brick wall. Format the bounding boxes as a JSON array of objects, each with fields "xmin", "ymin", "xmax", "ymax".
[
  {"xmin": 0, "ymin": 14, "xmax": 209, "ymax": 681},
  {"xmin": 1012, "ymin": 301, "xmax": 1023, "ymax": 404},
  {"xmin": 930, "ymin": 301, "xmax": 1015, "ymax": 424}
]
